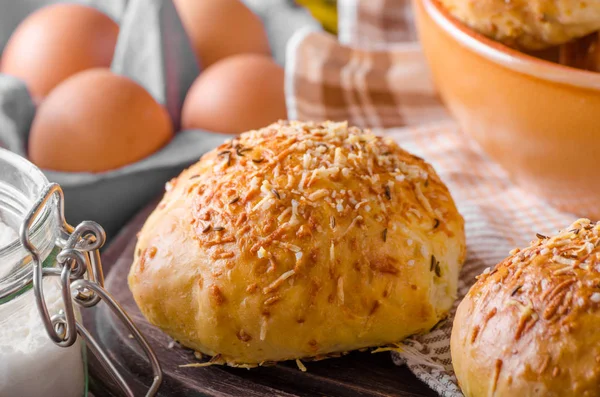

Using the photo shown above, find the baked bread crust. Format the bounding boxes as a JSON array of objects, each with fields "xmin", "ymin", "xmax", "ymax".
[
  {"xmin": 438, "ymin": 0, "xmax": 600, "ymax": 50},
  {"xmin": 129, "ymin": 121, "xmax": 465, "ymax": 365},
  {"xmin": 452, "ymin": 219, "xmax": 600, "ymax": 396}
]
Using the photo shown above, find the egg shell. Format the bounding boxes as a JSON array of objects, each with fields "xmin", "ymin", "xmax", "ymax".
[
  {"xmin": 174, "ymin": 0, "xmax": 270, "ymax": 68},
  {"xmin": 29, "ymin": 69, "xmax": 173, "ymax": 173},
  {"xmin": 181, "ymin": 54, "xmax": 287, "ymax": 134},
  {"xmin": 1, "ymin": 4, "xmax": 119, "ymax": 100}
]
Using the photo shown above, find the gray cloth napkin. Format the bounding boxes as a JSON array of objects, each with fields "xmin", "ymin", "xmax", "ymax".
[
  {"xmin": 111, "ymin": 0, "xmax": 199, "ymax": 130},
  {"xmin": 0, "ymin": 75, "xmax": 35, "ymax": 157}
]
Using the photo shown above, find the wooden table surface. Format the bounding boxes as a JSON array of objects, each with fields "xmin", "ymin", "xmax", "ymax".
[{"xmin": 85, "ymin": 200, "xmax": 437, "ymax": 397}]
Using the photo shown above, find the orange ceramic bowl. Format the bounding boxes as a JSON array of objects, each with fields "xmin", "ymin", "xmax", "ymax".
[{"xmin": 414, "ymin": 0, "xmax": 600, "ymax": 219}]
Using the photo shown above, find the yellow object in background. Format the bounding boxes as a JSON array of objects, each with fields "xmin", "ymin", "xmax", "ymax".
[{"xmin": 296, "ymin": 0, "xmax": 337, "ymax": 34}]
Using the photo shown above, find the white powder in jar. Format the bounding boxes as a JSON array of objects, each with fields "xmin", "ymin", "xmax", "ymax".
[
  {"xmin": 0, "ymin": 220, "xmax": 17, "ymax": 280},
  {"xmin": 0, "ymin": 220, "xmax": 17, "ymax": 249},
  {"xmin": 0, "ymin": 222, "xmax": 85, "ymax": 397}
]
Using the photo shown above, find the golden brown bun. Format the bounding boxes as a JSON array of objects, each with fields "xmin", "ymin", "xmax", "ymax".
[
  {"xmin": 129, "ymin": 121, "xmax": 466, "ymax": 365},
  {"xmin": 452, "ymin": 219, "xmax": 600, "ymax": 396},
  {"xmin": 438, "ymin": 0, "xmax": 600, "ymax": 50}
]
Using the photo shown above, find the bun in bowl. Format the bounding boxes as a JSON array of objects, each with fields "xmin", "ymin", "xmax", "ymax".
[
  {"xmin": 129, "ymin": 121, "xmax": 465, "ymax": 365},
  {"xmin": 438, "ymin": 0, "xmax": 600, "ymax": 50}
]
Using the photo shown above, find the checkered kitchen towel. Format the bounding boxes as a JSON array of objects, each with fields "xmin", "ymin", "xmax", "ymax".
[{"xmin": 285, "ymin": 2, "xmax": 577, "ymax": 396}]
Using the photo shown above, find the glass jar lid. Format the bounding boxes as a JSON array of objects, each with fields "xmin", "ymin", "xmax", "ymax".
[{"xmin": 0, "ymin": 148, "xmax": 58, "ymax": 300}]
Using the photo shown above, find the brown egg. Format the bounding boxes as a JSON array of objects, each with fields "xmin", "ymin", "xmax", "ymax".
[
  {"xmin": 181, "ymin": 54, "xmax": 287, "ymax": 134},
  {"xmin": 29, "ymin": 69, "xmax": 173, "ymax": 173},
  {"xmin": 174, "ymin": 0, "xmax": 270, "ymax": 68},
  {"xmin": 1, "ymin": 4, "xmax": 119, "ymax": 100}
]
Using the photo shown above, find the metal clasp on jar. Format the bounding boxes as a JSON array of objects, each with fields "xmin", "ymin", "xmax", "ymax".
[{"xmin": 19, "ymin": 183, "xmax": 162, "ymax": 397}]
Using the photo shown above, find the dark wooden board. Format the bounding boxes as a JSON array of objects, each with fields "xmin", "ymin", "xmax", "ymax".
[{"xmin": 85, "ymin": 200, "xmax": 437, "ymax": 397}]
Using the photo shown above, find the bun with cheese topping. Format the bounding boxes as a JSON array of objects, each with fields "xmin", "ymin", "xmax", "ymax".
[
  {"xmin": 128, "ymin": 121, "xmax": 466, "ymax": 365},
  {"xmin": 452, "ymin": 219, "xmax": 600, "ymax": 396}
]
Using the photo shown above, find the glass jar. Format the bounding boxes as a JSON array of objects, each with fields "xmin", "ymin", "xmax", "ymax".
[{"xmin": 0, "ymin": 148, "xmax": 162, "ymax": 397}]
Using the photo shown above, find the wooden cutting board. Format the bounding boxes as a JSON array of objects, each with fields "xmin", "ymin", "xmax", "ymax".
[{"xmin": 85, "ymin": 200, "xmax": 437, "ymax": 397}]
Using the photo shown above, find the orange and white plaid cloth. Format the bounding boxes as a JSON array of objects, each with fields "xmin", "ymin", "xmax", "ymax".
[{"xmin": 286, "ymin": 1, "xmax": 575, "ymax": 396}]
